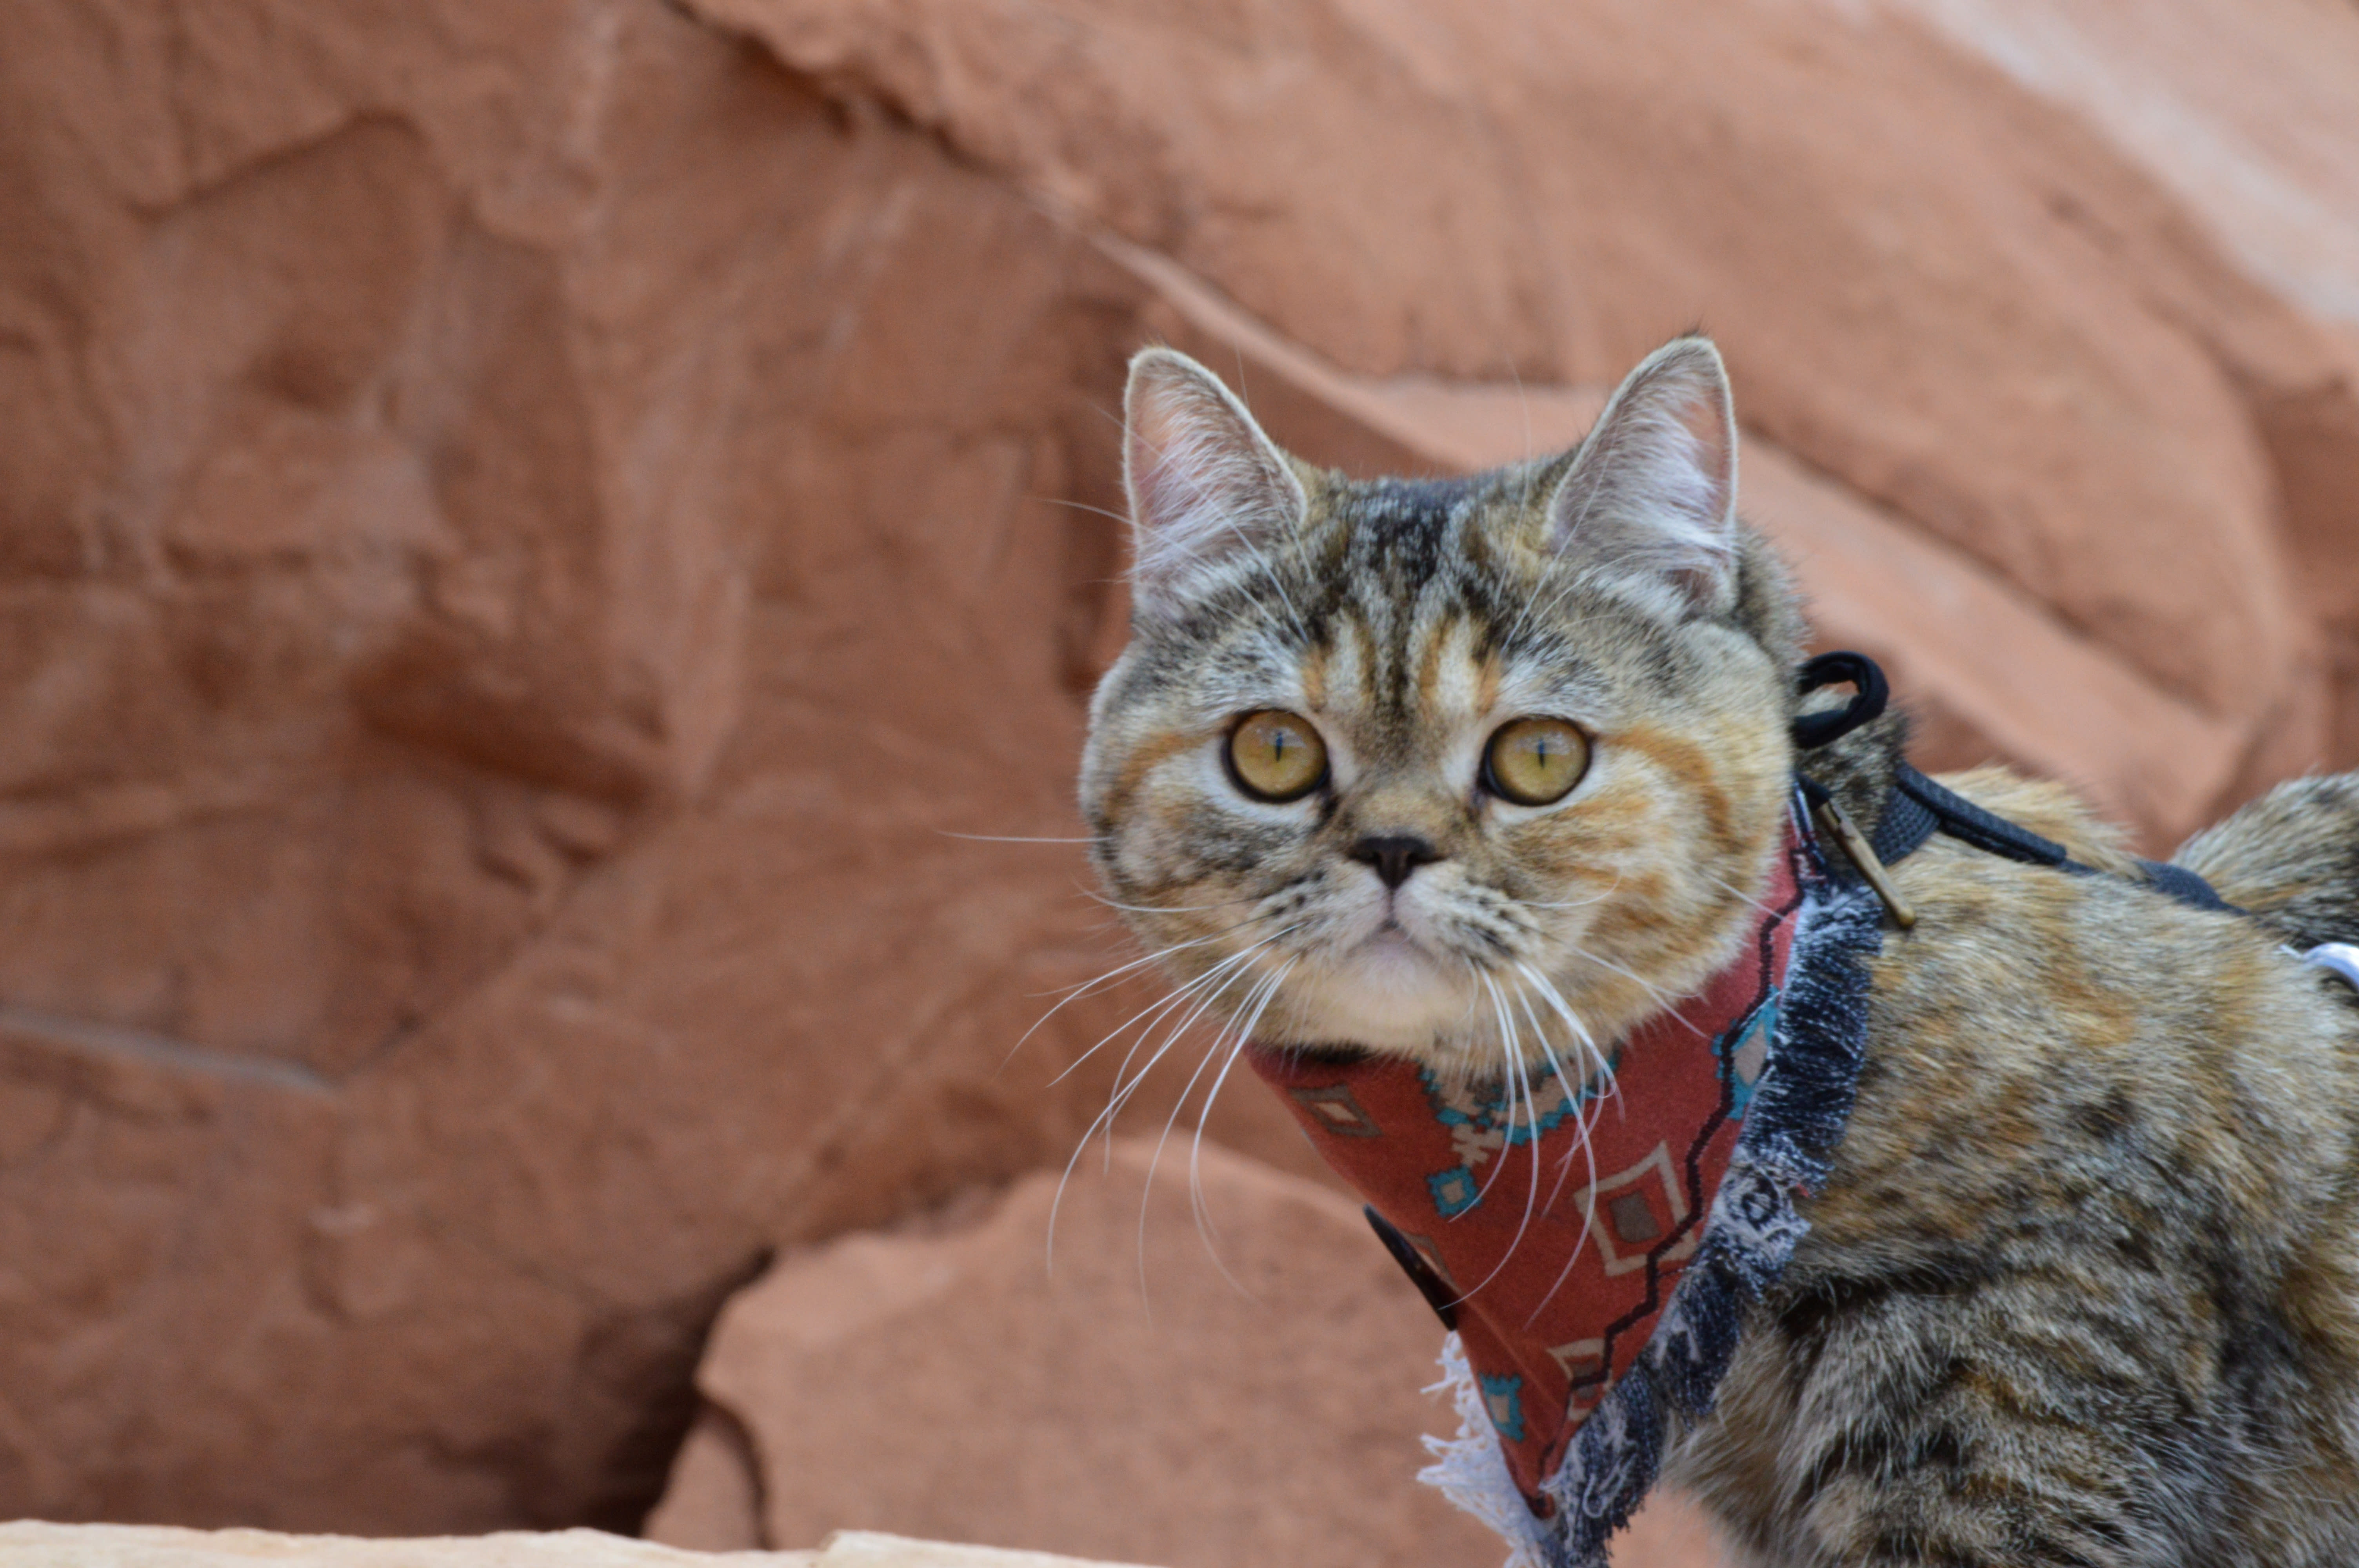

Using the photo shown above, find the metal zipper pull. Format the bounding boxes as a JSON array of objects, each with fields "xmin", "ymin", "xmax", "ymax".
[{"xmin": 1813, "ymin": 797, "xmax": 1917, "ymax": 930}]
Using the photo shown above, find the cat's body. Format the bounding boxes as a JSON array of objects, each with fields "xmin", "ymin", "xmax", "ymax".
[
  {"xmin": 1080, "ymin": 335, "xmax": 2359, "ymax": 1565},
  {"xmin": 1687, "ymin": 757, "xmax": 2359, "ymax": 1566}
]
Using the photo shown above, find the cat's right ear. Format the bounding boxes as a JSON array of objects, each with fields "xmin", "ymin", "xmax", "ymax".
[
  {"xmin": 1543, "ymin": 335, "xmax": 1741, "ymax": 617},
  {"xmin": 1123, "ymin": 347, "xmax": 1306, "ymax": 620}
]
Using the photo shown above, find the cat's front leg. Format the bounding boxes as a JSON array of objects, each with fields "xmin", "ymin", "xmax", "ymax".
[{"xmin": 1756, "ymin": 1281, "xmax": 2183, "ymax": 1568}]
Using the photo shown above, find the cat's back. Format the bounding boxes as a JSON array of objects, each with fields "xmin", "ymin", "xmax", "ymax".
[{"xmin": 1681, "ymin": 766, "xmax": 2359, "ymax": 1568}]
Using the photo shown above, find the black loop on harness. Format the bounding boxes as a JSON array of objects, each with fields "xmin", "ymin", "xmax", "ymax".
[{"xmin": 1791, "ymin": 652, "xmax": 1889, "ymax": 751}]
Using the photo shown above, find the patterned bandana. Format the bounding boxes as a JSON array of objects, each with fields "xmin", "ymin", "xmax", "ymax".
[{"xmin": 1246, "ymin": 798, "xmax": 1885, "ymax": 1567}]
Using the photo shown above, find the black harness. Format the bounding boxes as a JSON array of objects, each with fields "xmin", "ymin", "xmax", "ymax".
[{"xmin": 1790, "ymin": 651, "xmax": 2241, "ymax": 920}]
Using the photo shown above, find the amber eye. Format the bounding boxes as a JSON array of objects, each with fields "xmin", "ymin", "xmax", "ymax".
[
  {"xmin": 1226, "ymin": 710, "xmax": 1329, "ymax": 802},
  {"xmin": 1484, "ymin": 717, "xmax": 1591, "ymax": 806}
]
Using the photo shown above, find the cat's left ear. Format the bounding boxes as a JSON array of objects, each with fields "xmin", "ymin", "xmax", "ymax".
[
  {"xmin": 1123, "ymin": 347, "xmax": 1307, "ymax": 621},
  {"xmin": 1545, "ymin": 335, "xmax": 1739, "ymax": 616}
]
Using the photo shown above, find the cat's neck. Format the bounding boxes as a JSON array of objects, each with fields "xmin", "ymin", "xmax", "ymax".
[{"xmin": 1795, "ymin": 704, "xmax": 1911, "ymax": 844}]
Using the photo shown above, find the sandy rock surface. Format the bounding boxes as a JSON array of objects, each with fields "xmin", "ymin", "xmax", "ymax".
[
  {"xmin": 0, "ymin": 0, "xmax": 2353, "ymax": 1546},
  {"xmin": 0, "ymin": 1523, "xmax": 1143, "ymax": 1568},
  {"xmin": 643, "ymin": 1139, "xmax": 1729, "ymax": 1568}
]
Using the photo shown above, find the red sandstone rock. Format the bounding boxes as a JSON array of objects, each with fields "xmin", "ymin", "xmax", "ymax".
[
  {"xmin": 688, "ymin": 0, "xmax": 2344, "ymax": 754},
  {"xmin": 645, "ymin": 1140, "xmax": 1730, "ymax": 1568},
  {"xmin": 0, "ymin": 1, "xmax": 1298, "ymax": 1530},
  {"xmin": 1883, "ymin": 0, "xmax": 2359, "ymax": 773},
  {"xmin": 0, "ymin": 0, "xmax": 2351, "ymax": 1547}
]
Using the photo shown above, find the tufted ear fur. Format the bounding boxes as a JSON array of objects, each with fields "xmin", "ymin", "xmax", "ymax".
[
  {"xmin": 1123, "ymin": 347, "xmax": 1306, "ymax": 620},
  {"xmin": 1545, "ymin": 335, "xmax": 1740, "ymax": 616}
]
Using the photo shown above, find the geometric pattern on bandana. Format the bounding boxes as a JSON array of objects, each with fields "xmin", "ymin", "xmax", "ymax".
[{"xmin": 1249, "ymin": 798, "xmax": 1882, "ymax": 1565}]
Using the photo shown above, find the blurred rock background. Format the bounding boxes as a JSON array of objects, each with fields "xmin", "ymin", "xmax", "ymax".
[{"xmin": 0, "ymin": 0, "xmax": 2354, "ymax": 1564}]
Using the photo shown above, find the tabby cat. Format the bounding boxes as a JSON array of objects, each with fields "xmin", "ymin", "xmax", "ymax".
[{"xmin": 1078, "ymin": 333, "xmax": 2359, "ymax": 1566}]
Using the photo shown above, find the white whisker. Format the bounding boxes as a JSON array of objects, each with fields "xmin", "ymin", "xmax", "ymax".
[
  {"xmin": 1014, "ymin": 916, "xmax": 1278, "ymax": 1071},
  {"xmin": 938, "ymin": 831, "xmax": 1106, "ymax": 844},
  {"xmin": 1490, "ymin": 874, "xmax": 1624, "ymax": 912},
  {"xmin": 1516, "ymin": 960, "xmax": 1619, "ymax": 1107},
  {"xmin": 1137, "ymin": 958, "xmax": 1294, "ymax": 1310},
  {"xmin": 1047, "ymin": 941, "xmax": 1281, "ymax": 1274},
  {"xmin": 1042, "ymin": 939, "xmax": 1259, "ymax": 1087},
  {"xmin": 1086, "ymin": 890, "xmax": 1268, "ymax": 915},
  {"xmin": 1447, "ymin": 974, "xmax": 1544, "ymax": 1306},
  {"xmin": 1184, "ymin": 962, "xmax": 1297, "ymax": 1250},
  {"xmin": 1183, "ymin": 960, "xmax": 1299, "ymax": 1281},
  {"xmin": 1565, "ymin": 941, "xmax": 1701, "ymax": 1035},
  {"xmin": 1702, "ymin": 871, "xmax": 1781, "ymax": 919}
]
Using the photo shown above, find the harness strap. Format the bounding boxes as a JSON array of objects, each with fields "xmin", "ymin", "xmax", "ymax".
[{"xmin": 1793, "ymin": 653, "xmax": 2240, "ymax": 918}]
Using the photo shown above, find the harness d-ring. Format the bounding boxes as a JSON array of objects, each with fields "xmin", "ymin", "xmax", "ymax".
[{"xmin": 2304, "ymin": 943, "xmax": 2359, "ymax": 993}]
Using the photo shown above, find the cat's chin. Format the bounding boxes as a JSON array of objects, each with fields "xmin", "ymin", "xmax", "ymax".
[{"xmin": 1267, "ymin": 927, "xmax": 1478, "ymax": 1054}]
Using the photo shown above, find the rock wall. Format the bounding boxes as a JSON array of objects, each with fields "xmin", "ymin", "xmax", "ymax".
[{"xmin": 0, "ymin": 0, "xmax": 2354, "ymax": 1548}]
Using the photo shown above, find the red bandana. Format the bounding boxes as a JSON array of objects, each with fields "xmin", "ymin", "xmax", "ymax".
[{"xmin": 1248, "ymin": 819, "xmax": 1817, "ymax": 1514}]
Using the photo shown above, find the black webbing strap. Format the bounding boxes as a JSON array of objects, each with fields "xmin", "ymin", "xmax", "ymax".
[
  {"xmin": 1888, "ymin": 762, "xmax": 2241, "ymax": 913},
  {"xmin": 2135, "ymin": 858, "xmax": 2241, "ymax": 915},
  {"xmin": 1866, "ymin": 780, "xmax": 1938, "ymax": 868},
  {"xmin": 1792, "ymin": 652, "xmax": 2241, "ymax": 918},
  {"xmin": 1892, "ymin": 762, "xmax": 2073, "ymax": 868}
]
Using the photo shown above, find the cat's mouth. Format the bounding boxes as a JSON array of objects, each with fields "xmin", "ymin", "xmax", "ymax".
[
  {"xmin": 1277, "ymin": 918, "xmax": 1471, "ymax": 1052},
  {"xmin": 1358, "ymin": 923, "xmax": 1427, "ymax": 962}
]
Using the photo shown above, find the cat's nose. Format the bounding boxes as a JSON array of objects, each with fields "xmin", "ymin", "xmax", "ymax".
[{"xmin": 1350, "ymin": 834, "xmax": 1441, "ymax": 889}]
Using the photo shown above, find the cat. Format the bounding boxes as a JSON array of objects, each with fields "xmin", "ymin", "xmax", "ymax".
[{"xmin": 1078, "ymin": 332, "xmax": 2359, "ymax": 1567}]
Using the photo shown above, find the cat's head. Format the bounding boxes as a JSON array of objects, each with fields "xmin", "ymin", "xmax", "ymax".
[{"xmin": 1079, "ymin": 336, "xmax": 1807, "ymax": 1075}]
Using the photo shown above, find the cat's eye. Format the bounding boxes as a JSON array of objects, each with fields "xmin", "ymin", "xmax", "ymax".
[
  {"xmin": 1226, "ymin": 710, "xmax": 1328, "ymax": 802},
  {"xmin": 1484, "ymin": 717, "xmax": 1591, "ymax": 806}
]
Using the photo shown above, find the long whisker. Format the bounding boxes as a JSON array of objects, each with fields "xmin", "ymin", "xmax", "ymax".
[
  {"xmin": 1104, "ymin": 923, "xmax": 1299, "ymax": 1101},
  {"xmin": 1701, "ymin": 871, "xmax": 1781, "ymax": 919},
  {"xmin": 1085, "ymin": 943, "xmax": 1292, "ymax": 1174},
  {"xmin": 1023, "ymin": 898, "xmax": 1292, "ymax": 1071},
  {"xmin": 1135, "ymin": 958, "xmax": 1294, "ymax": 1310},
  {"xmin": 1152, "ymin": 959, "xmax": 1298, "ymax": 1303},
  {"xmin": 1563, "ymin": 941, "xmax": 1702, "ymax": 1036},
  {"xmin": 1446, "ymin": 974, "xmax": 1544, "ymax": 1305},
  {"xmin": 1047, "ymin": 944, "xmax": 1278, "ymax": 1273},
  {"xmin": 1038, "ymin": 937, "xmax": 1258, "ymax": 1084},
  {"xmin": 1505, "ymin": 967, "xmax": 1612, "ymax": 1321},
  {"xmin": 1022, "ymin": 918, "xmax": 1255, "ymax": 1026},
  {"xmin": 1488, "ymin": 875, "xmax": 1624, "ymax": 912},
  {"xmin": 1464, "ymin": 973, "xmax": 1526, "ymax": 1212},
  {"xmin": 1033, "ymin": 495, "xmax": 1132, "ymax": 526},
  {"xmin": 1189, "ymin": 956, "xmax": 1298, "ymax": 1250},
  {"xmin": 1526, "ymin": 1077, "xmax": 1603, "ymax": 1324},
  {"xmin": 1085, "ymin": 890, "xmax": 1269, "ymax": 915},
  {"xmin": 1027, "ymin": 930, "xmax": 1220, "ymax": 1004},
  {"xmin": 1516, "ymin": 960, "xmax": 1619, "ymax": 1107},
  {"xmin": 937, "ymin": 831, "xmax": 1106, "ymax": 844},
  {"xmin": 1510, "ymin": 983, "xmax": 1599, "ymax": 1218}
]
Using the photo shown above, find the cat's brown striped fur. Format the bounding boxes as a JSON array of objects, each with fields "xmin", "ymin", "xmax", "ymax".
[{"xmin": 1081, "ymin": 335, "xmax": 2359, "ymax": 1565}]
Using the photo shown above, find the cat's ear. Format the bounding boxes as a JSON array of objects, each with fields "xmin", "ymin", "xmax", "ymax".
[
  {"xmin": 1544, "ymin": 335, "xmax": 1739, "ymax": 616},
  {"xmin": 1123, "ymin": 347, "xmax": 1306, "ymax": 619}
]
